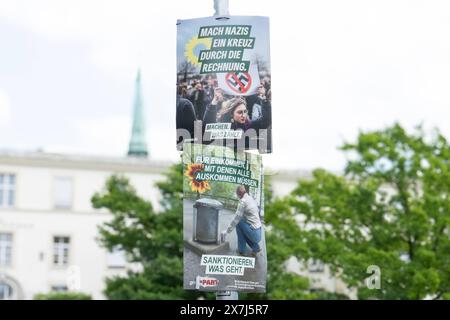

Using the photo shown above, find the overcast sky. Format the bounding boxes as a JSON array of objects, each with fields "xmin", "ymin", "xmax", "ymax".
[{"xmin": 0, "ymin": 0, "xmax": 449, "ymax": 171}]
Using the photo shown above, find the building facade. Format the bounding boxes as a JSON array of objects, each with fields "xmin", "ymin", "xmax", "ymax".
[{"xmin": 0, "ymin": 151, "xmax": 169, "ymax": 299}]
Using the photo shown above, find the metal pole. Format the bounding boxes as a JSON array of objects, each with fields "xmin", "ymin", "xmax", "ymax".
[
  {"xmin": 213, "ymin": 0, "xmax": 236, "ymax": 301},
  {"xmin": 214, "ymin": 0, "xmax": 229, "ymax": 16},
  {"xmin": 216, "ymin": 290, "xmax": 239, "ymax": 300}
]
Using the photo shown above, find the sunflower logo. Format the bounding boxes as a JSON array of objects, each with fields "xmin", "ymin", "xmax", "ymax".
[
  {"xmin": 184, "ymin": 36, "xmax": 212, "ymax": 66},
  {"xmin": 185, "ymin": 163, "xmax": 211, "ymax": 193}
]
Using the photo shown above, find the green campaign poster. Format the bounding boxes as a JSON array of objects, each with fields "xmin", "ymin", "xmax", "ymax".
[
  {"xmin": 176, "ymin": 16, "xmax": 272, "ymax": 154},
  {"xmin": 182, "ymin": 143, "xmax": 267, "ymax": 292}
]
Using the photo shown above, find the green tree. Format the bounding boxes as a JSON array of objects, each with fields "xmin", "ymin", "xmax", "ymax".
[
  {"xmin": 92, "ymin": 164, "xmax": 210, "ymax": 299},
  {"xmin": 279, "ymin": 124, "xmax": 450, "ymax": 299},
  {"xmin": 33, "ymin": 292, "xmax": 92, "ymax": 300}
]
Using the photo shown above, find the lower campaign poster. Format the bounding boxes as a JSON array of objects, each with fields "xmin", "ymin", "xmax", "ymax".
[{"xmin": 182, "ymin": 143, "xmax": 267, "ymax": 292}]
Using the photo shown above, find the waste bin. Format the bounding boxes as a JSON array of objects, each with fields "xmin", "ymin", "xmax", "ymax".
[{"xmin": 193, "ymin": 198, "xmax": 223, "ymax": 244}]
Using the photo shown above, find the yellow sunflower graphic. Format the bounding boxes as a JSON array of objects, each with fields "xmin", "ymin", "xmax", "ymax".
[
  {"xmin": 184, "ymin": 36, "xmax": 212, "ymax": 66},
  {"xmin": 185, "ymin": 163, "xmax": 211, "ymax": 193}
]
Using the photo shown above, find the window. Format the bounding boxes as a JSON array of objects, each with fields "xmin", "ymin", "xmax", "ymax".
[
  {"xmin": 0, "ymin": 233, "xmax": 12, "ymax": 266},
  {"xmin": 106, "ymin": 247, "xmax": 127, "ymax": 268},
  {"xmin": 0, "ymin": 174, "xmax": 15, "ymax": 208},
  {"xmin": 0, "ymin": 282, "xmax": 13, "ymax": 300},
  {"xmin": 53, "ymin": 236, "xmax": 70, "ymax": 267},
  {"xmin": 53, "ymin": 177, "xmax": 73, "ymax": 209},
  {"xmin": 51, "ymin": 285, "xmax": 68, "ymax": 292}
]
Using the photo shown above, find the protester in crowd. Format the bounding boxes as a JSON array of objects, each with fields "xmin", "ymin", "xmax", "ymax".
[
  {"xmin": 262, "ymin": 76, "xmax": 271, "ymax": 101},
  {"xmin": 245, "ymin": 89, "xmax": 263, "ymax": 121},
  {"xmin": 176, "ymin": 85, "xmax": 197, "ymax": 149},
  {"xmin": 203, "ymin": 76, "xmax": 216, "ymax": 105},
  {"xmin": 189, "ymin": 81, "xmax": 208, "ymax": 120}
]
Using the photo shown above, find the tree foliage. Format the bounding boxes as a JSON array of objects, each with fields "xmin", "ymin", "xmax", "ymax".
[
  {"xmin": 92, "ymin": 164, "xmax": 209, "ymax": 299},
  {"xmin": 33, "ymin": 292, "xmax": 92, "ymax": 300},
  {"xmin": 280, "ymin": 124, "xmax": 450, "ymax": 299}
]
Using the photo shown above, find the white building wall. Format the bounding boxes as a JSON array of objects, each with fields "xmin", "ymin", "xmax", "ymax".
[
  {"xmin": 8, "ymin": 165, "xmax": 164, "ymax": 213},
  {"xmin": 15, "ymin": 167, "xmax": 50, "ymax": 211},
  {"xmin": 0, "ymin": 155, "xmax": 166, "ymax": 299},
  {"xmin": 0, "ymin": 210, "xmax": 117, "ymax": 299}
]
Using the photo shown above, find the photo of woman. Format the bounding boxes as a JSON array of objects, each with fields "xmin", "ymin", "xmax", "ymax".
[{"xmin": 202, "ymin": 85, "xmax": 272, "ymax": 151}]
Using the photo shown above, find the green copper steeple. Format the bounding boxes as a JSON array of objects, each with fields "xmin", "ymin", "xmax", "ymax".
[{"xmin": 127, "ymin": 69, "xmax": 149, "ymax": 157}]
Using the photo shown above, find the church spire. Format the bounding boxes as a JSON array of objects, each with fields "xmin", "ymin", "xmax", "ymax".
[{"xmin": 127, "ymin": 69, "xmax": 148, "ymax": 157}]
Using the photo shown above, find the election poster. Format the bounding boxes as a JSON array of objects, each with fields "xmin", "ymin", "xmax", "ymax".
[
  {"xmin": 176, "ymin": 16, "xmax": 272, "ymax": 154},
  {"xmin": 182, "ymin": 143, "xmax": 267, "ymax": 292}
]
